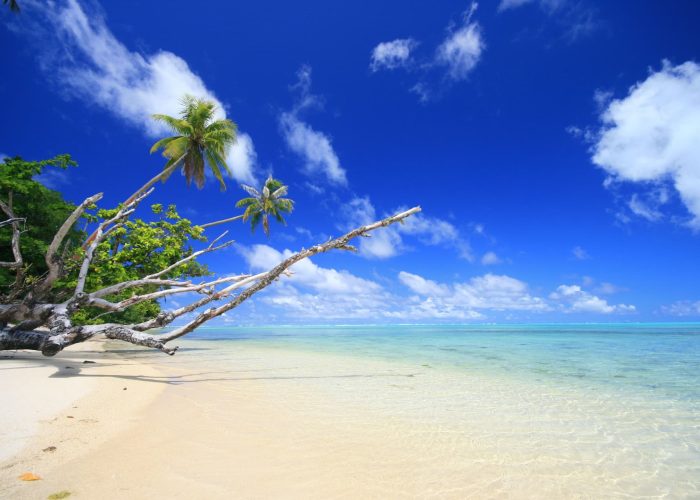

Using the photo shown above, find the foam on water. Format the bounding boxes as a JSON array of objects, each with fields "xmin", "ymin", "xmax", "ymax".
[{"xmin": 167, "ymin": 324, "xmax": 700, "ymax": 497}]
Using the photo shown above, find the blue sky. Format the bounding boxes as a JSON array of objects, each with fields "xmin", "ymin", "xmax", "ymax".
[{"xmin": 2, "ymin": 0, "xmax": 700, "ymax": 323}]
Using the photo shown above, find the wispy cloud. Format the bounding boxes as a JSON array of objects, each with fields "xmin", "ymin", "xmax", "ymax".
[
  {"xmin": 279, "ymin": 66, "xmax": 348, "ymax": 186},
  {"xmin": 572, "ymin": 246, "xmax": 590, "ymax": 260},
  {"xmin": 435, "ymin": 3, "xmax": 485, "ymax": 81},
  {"xmin": 659, "ymin": 300, "xmax": 700, "ymax": 317},
  {"xmin": 15, "ymin": 0, "xmax": 258, "ymax": 184},
  {"xmin": 370, "ymin": 2, "xmax": 484, "ymax": 102},
  {"xmin": 370, "ymin": 38, "xmax": 418, "ymax": 72},
  {"xmin": 591, "ymin": 61, "xmax": 700, "ymax": 230}
]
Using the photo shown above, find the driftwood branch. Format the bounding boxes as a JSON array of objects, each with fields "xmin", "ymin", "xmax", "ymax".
[
  {"xmin": 74, "ymin": 189, "xmax": 153, "ymax": 296},
  {"xmin": 33, "ymin": 193, "xmax": 104, "ymax": 297},
  {"xmin": 0, "ymin": 201, "xmax": 23, "ymax": 270},
  {"xmin": 0, "ymin": 188, "xmax": 421, "ymax": 356},
  {"xmin": 198, "ymin": 214, "xmax": 244, "ymax": 230},
  {"xmin": 160, "ymin": 206, "xmax": 422, "ymax": 342}
]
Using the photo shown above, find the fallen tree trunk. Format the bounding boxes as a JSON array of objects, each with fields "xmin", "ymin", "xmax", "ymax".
[{"xmin": 0, "ymin": 189, "xmax": 420, "ymax": 356}]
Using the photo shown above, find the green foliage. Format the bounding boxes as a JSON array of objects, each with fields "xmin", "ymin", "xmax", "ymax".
[
  {"xmin": 237, "ymin": 176, "xmax": 294, "ymax": 236},
  {"xmin": 58, "ymin": 204, "xmax": 210, "ymax": 325},
  {"xmin": 0, "ymin": 155, "xmax": 82, "ymax": 292},
  {"xmin": 151, "ymin": 95, "xmax": 237, "ymax": 190},
  {"xmin": 1, "ymin": 156, "xmax": 211, "ymax": 324}
]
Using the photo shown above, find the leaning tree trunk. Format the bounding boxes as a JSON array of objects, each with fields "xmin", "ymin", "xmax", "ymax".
[{"xmin": 1, "ymin": 184, "xmax": 420, "ymax": 356}]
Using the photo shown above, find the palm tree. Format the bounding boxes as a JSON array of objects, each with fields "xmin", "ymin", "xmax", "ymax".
[
  {"xmin": 85, "ymin": 96, "xmax": 236, "ymax": 247},
  {"xmin": 3, "ymin": 0, "xmax": 20, "ymax": 13},
  {"xmin": 150, "ymin": 95, "xmax": 236, "ymax": 191},
  {"xmin": 200, "ymin": 176, "xmax": 294, "ymax": 236}
]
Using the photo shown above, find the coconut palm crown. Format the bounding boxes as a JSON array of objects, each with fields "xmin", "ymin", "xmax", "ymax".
[
  {"xmin": 236, "ymin": 176, "xmax": 294, "ymax": 236},
  {"xmin": 150, "ymin": 95, "xmax": 237, "ymax": 190}
]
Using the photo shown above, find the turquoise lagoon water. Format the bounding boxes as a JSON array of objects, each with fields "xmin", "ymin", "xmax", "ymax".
[
  {"xmin": 185, "ymin": 323, "xmax": 700, "ymax": 401},
  {"xmin": 172, "ymin": 323, "xmax": 700, "ymax": 497}
]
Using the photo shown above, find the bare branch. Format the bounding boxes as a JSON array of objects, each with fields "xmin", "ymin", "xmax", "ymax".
[
  {"xmin": 33, "ymin": 193, "xmax": 104, "ymax": 297},
  {"xmin": 144, "ymin": 231, "xmax": 234, "ymax": 280},
  {"xmin": 74, "ymin": 189, "xmax": 153, "ymax": 296},
  {"xmin": 81, "ymin": 153, "xmax": 187, "ymax": 249},
  {"xmin": 160, "ymin": 206, "xmax": 422, "ymax": 342},
  {"xmin": 87, "ymin": 275, "xmax": 250, "ymax": 313},
  {"xmin": 0, "ymin": 201, "xmax": 23, "ymax": 270},
  {"xmin": 90, "ymin": 278, "xmax": 194, "ymax": 299},
  {"xmin": 198, "ymin": 214, "xmax": 244, "ymax": 230},
  {"xmin": 132, "ymin": 272, "xmax": 266, "ymax": 331}
]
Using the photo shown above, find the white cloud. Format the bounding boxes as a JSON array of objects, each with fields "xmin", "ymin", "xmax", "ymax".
[
  {"xmin": 550, "ymin": 285, "xmax": 635, "ymax": 314},
  {"xmin": 399, "ymin": 271, "xmax": 550, "ymax": 314},
  {"xmin": 342, "ymin": 197, "xmax": 471, "ymax": 260},
  {"xmin": 628, "ymin": 193, "xmax": 663, "ymax": 222},
  {"xmin": 481, "ymin": 251, "xmax": 502, "ymax": 265},
  {"xmin": 226, "ymin": 133, "xmax": 259, "ymax": 185},
  {"xmin": 572, "ymin": 246, "xmax": 590, "ymax": 260},
  {"xmin": 398, "ymin": 271, "xmax": 449, "ymax": 297},
  {"xmin": 280, "ymin": 67, "xmax": 348, "ymax": 186},
  {"xmin": 279, "ymin": 112, "xmax": 347, "ymax": 186},
  {"xmin": 436, "ymin": 3, "xmax": 485, "ymax": 81},
  {"xmin": 370, "ymin": 38, "xmax": 417, "ymax": 72},
  {"xmin": 660, "ymin": 300, "xmax": 700, "ymax": 317},
  {"xmin": 238, "ymin": 244, "xmax": 394, "ymax": 319},
  {"xmin": 234, "ymin": 247, "xmax": 636, "ymax": 320},
  {"xmin": 591, "ymin": 61, "xmax": 700, "ymax": 229},
  {"xmin": 24, "ymin": 0, "xmax": 258, "ymax": 184}
]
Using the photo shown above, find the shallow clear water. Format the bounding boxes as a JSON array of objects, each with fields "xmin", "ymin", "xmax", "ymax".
[
  {"xmin": 172, "ymin": 323, "xmax": 700, "ymax": 497},
  {"xmin": 186, "ymin": 323, "xmax": 700, "ymax": 400}
]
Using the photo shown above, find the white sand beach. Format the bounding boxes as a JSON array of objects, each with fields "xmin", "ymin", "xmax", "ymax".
[{"xmin": 2, "ymin": 333, "xmax": 699, "ymax": 499}]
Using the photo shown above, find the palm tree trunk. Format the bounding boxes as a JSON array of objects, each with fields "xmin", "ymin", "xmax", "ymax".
[
  {"xmin": 83, "ymin": 154, "xmax": 186, "ymax": 248},
  {"xmin": 198, "ymin": 214, "xmax": 244, "ymax": 229}
]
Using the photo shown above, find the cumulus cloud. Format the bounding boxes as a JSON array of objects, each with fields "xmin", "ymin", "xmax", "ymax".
[
  {"xmin": 370, "ymin": 38, "xmax": 417, "ymax": 71},
  {"xmin": 399, "ymin": 271, "xmax": 550, "ymax": 315},
  {"xmin": 342, "ymin": 197, "xmax": 472, "ymax": 260},
  {"xmin": 20, "ymin": 0, "xmax": 258, "ymax": 183},
  {"xmin": 238, "ymin": 244, "xmax": 393, "ymax": 319},
  {"xmin": 235, "ymin": 246, "xmax": 636, "ymax": 320},
  {"xmin": 436, "ymin": 3, "xmax": 485, "ymax": 81},
  {"xmin": 550, "ymin": 285, "xmax": 635, "ymax": 314},
  {"xmin": 591, "ymin": 61, "xmax": 700, "ymax": 229},
  {"xmin": 279, "ymin": 66, "xmax": 348, "ymax": 186}
]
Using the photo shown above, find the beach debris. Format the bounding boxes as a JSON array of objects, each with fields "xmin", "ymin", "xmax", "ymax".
[
  {"xmin": 48, "ymin": 491, "xmax": 71, "ymax": 499},
  {"xmin": 82, "ymin": 360, "xmax": 95, "ymax": 364},
  {"xmin": 66, "ymin": 416, "xmax": 74, "ymax": 419},
  {"xmin": 123, "ymin": 387, "xmax": 127, "ymax": 390},
  {"xmin": 18, "ymin": 472, "xmax": 41, "ymax": 481},
  {"xmin": 42, "ymin": 446, "xmax": 57, "ymax": 453}
]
